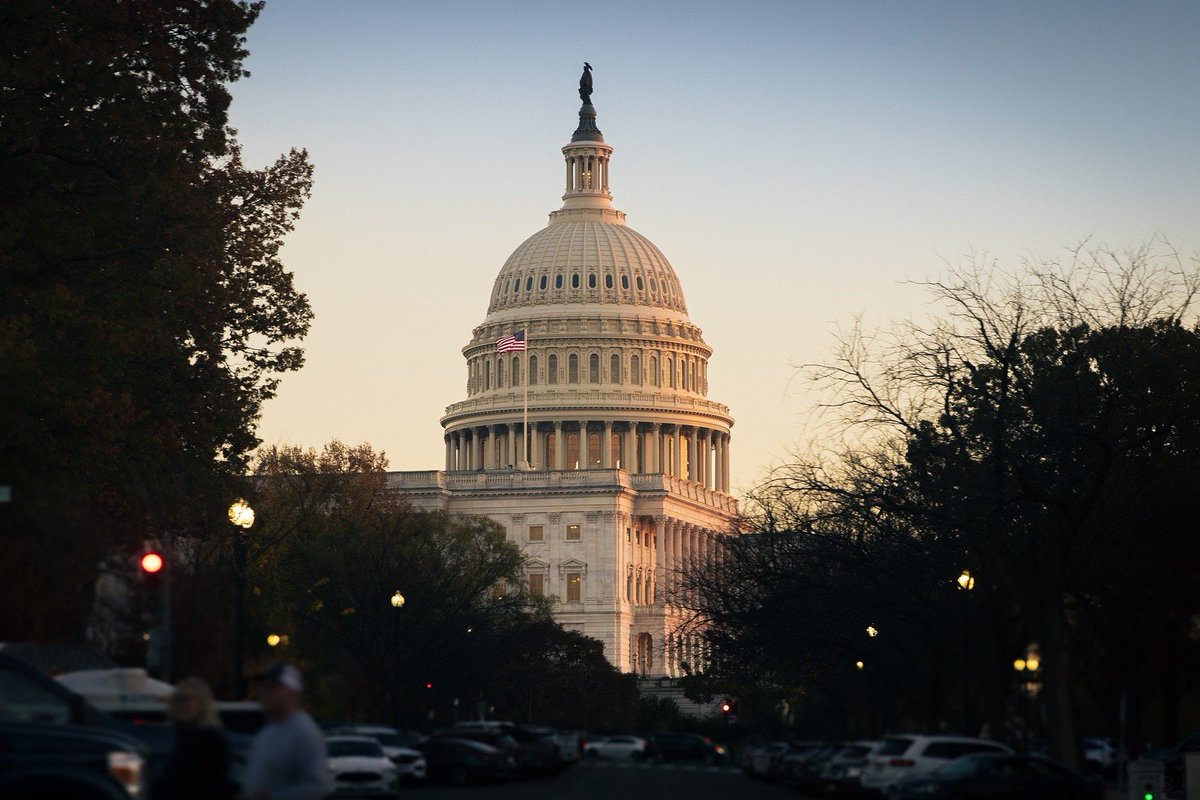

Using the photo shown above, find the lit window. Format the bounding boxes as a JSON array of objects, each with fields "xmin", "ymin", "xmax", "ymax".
[
  {"xmin": 528, "ymin": 525, "xmax": 544, "ymax": 542},
  {"xmin": 566, "ymin": 572, "xmax": 582, "ymax": 603},
  {"xmin": 566, "ymin": 524, "xmax": 581, "ymax": 541},
  {"xmin": 493, "ymin": 581, "xmax": 507, "ymax": 600},
  {"xmin": 528, "ymin": 573, "xmax": 545, "ymax": 597}
]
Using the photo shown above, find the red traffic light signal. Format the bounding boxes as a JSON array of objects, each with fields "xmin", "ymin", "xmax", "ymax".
[
  {"xmin": 425, "ymin": 682, "xmax": 433, "ymax": 689},
  {"xmin": 720, "ymin": 698, "xmax": 732, "ymax": 714},
  {"xmin": 140, "ymin": 552, "xmax": 164, "ymax": 573}
]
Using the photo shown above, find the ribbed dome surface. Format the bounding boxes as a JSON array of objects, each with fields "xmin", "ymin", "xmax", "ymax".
[{"xmin": 487, "ymin": 220, "xmax": 688, "ymax": 315}]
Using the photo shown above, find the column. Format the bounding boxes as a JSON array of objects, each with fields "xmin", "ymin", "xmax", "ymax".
[
  {"xmin": 578, "ymin": 421, "xmax": 588, "ymax": 468},
  {"xmin": 672, "ymin": 426, "xmax": 682, "ymax": 477},
  {"xmin": 507, "ymin": 424, "xmax": 517, "ymax": 468},
  {"xmin": 722, "ymin": 434, "xmax": 731, "ymax": 492},
  {"xmin": 473, "ymin": 429, "xmax": 483, "ymax": 470},
  {"xmin": 687, "ymin": 428, "xmax": 698, "ymax": 482},
  {"xmin": 554, "ymin": 421, "xmax": 565, "ymax": 470},
  {"xmin": 566, "ymin": 158, "xmax": 573, "ymax": 192},
  {"xmin": 532, "ymin": 424, "xmax": 542, "ymax": 470},
  {"xmin": 664, "ymin": 519, "xmax": 676, "ymax": 604},
  {"xmin": 701, "ymin": 430, "xmax": 711, "ymax": 488},
  {"xmin": 649, "ymin": 423, "xmax": 660, "ymax": 473},
  {"xmin": 623, "ymin": 423, "xmax": 636, "ymax": 471},
  {"xmin": 601, "ymin": 421, "xmax": 613, "ymax": 468},
  {"xmin": 713, "ymin": 433, "xmax": 723, "ymax": 490},
  {"xmin": 483, "ymin": 426, "xmax": 495, "ymax": 469}
]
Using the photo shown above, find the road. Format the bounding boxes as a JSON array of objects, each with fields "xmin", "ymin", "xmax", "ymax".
[{"xmin": 414, "ymin": 759, "xmax": 800, "ymax": 799}]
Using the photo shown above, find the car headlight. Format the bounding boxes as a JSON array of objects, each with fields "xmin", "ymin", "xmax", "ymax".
[
  {"xmin": 846, "ymin": 766, "xmax": 862, "ymax": 777},
  {"xmin": 108, "ymin": 751, "xmax": 143, "ymax": 797}
]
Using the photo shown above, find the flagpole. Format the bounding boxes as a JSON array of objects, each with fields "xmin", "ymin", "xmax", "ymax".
[{"xmin": 522, "ymin": 333, "xmax": 529, "ymax": 468}]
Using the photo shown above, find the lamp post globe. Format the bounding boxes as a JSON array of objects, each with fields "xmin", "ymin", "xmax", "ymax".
[
  {"xmin": 391, "ymin": 591, "xmax": 406, "ymax": 609},
  {"xmin": 228, "ymin": 498, "xmax": 255, "ymax": 529},
  {"xmin": 957, "ymin": 569, "xmax": 976, "ymax": 591}
]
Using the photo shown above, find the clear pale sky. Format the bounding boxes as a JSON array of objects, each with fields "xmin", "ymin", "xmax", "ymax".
[{"xmin": 231, "ymin": 0, "xmax": 1200, "ymax": 494}]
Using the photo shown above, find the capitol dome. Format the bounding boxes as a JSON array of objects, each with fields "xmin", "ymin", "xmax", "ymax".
[{"xmin": 440, "ymin": 88, "xmax": 733, "ymax": 493}]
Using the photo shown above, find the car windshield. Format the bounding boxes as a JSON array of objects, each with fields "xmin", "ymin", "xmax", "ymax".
[
  {"xmin": 373, "ymin": 733, "xmax": 406, "ymax": 747},
  {"xmin": 328, "ymin": 740, "xmax": 383, "ymax": 758}
]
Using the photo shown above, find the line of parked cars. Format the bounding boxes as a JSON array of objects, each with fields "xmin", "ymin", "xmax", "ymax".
[
  {"xmin": 742, "ymin": 734, "xmax": 1107, "ymax": 799},
  {"xmin": 583, "ymin": 732, "xmax": 728, "ymax": 764},
  {"xmin": 324, "ymin": 719, "xmax": 578, "ymax": 793}
]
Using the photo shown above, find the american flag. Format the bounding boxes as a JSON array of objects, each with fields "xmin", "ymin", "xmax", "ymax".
[{"xmin": 496, "ymin": 330, "xmax": 526, "ymax": 353}]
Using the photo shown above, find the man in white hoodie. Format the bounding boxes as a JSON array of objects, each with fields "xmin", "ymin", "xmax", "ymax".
[{"xmin": 241, "ymin": 662, "xmax": 332, "ymax": 800}]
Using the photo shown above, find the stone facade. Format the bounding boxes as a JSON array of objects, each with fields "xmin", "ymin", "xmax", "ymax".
[{"xmin": 388, "ymin": 90, "xmax": 736, "ymax": 677}]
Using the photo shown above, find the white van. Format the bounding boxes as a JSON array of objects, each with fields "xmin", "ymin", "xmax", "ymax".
[{"xmin": 859, "ymin": 735, "xmax": 1012, "ymax": 792}]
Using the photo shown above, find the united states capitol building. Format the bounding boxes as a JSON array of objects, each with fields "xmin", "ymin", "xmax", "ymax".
[{"xmin": 389, "ymin": 74, "xmax": 738, "ymax": 679}]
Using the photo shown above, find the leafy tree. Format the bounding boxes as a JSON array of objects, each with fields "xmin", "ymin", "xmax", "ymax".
[
  {"xmin": 683, "ymin": 241, "xmax": 1200, "ymax": 764},
  {"xmin": 0, "ymin": 1, "xmax": 312, "ymax": 641}
]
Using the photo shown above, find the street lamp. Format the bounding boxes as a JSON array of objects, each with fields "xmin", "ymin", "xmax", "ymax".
[
  {"xmin": 955, "ymin": 569, "xmax": 976, "ymax": 734},
  {"xmin": 1013, "ymin": 650, "xmax": 1042, "ymax": 750},
  {"xmin": 229, "ymin": 498, "xmax": 254, "ymax": 698},
  {"xmin": 390, "ymin": 589, "xmax": 405, "ymax": 727},
  {"xmin": 957, "ymin": 569, "xmax": 976, "ymax": 591},
  {"xmin": 866, "ymin": 625, "xmax": 879, "ymax": 638}
]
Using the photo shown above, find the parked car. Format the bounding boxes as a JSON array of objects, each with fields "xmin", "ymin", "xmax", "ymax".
[
  {"xmin": 326, "ymin": 735, "xmax": 400, "ymax": 797},
  {"xmin": 860, "ymin": 734, "xmax": 1012, "ymax": 792},
  {"xmin": 1143, "ymin": 729, "xmax": 1200, "ymax": 794},
  {"xmin": 0, "ymin": 652, "xmax": 147, "ymax": 799},
  {"xmin": 649, "ymin": 732, "xmax": 728, "ymax": 764},
  {"xmin": 449, "ymin": 721, "xmax": 565, "ymax": 776},
  {"xmin": 327, "ymin": 725, "xmax": 426, "ymax": 783},
  {"xmin": 749, "ymin": 741, "xmax": 793, "ymax": 779},
  {"xmin": 886, "ymin": 753, "xmax": 1103, "ymax": 800},
  {"xmin": 584, "ymin": 734, "xmax": 649, "ymax": 760},
  {"xmin": 417, "ymin": 737, "xmax": 517, "ymax": 785},
  {"xmin": 818, "ymin": 740, "xmax": 879, "ymax": 796},
  {"xmin": 779, "ymin": 742, "xmax": 840, "ymax": 790}
]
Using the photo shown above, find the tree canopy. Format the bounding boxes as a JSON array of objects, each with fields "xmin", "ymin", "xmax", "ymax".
[{"xmin": 0, "ymin": 1, "xmax": 312, "ymax": 640}]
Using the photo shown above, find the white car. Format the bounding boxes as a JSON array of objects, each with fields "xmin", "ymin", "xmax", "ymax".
[
  {"xmin": 584, "ymin": 734, "xmax": 649, "ymax": 760},
  {"xmin": 329, "ymin": 725, "xmax": 427, "ymax": 783},
  {"xmin": 860, "ymin": 735, "xmax": 1012, "ymax": 792},
  {"xmin": 326, "ymin": 735, "xmax": 400, "ymax": 796}
]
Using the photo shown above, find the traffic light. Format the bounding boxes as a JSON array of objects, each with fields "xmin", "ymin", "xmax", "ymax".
[
  {"xmin": 720, "ymin": 697, "xmax": 732, "ymax": 715},
  {"xmin": 139, "ymin": 548, "xmax": 165, "ymax": 622}
]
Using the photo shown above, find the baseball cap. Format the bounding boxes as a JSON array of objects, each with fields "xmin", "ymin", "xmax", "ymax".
[{"xmin": 252, "ymin": 661, "xmax": 303, "ymax": 693}]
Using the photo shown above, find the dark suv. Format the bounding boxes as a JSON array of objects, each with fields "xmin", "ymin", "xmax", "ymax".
[{"xmin": 0, "ymin": 652, "xmax": 147, "ymax": 798}]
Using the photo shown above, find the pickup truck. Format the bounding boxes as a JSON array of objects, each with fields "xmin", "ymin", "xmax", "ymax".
[{"xmin": 0, "ymin": 651, "xmax": 147, "ymax": 798}]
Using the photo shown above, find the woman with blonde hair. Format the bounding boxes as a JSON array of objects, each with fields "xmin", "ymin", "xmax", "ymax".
[{"xmin": 151, "ymin": 677, "xmax": 234, "ymax": 800}]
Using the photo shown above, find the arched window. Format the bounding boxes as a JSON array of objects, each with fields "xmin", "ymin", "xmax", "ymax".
[
  {"xmin": 555, "ymin": 274, "xmax": 564, "ymax": 289},
  {"xmin": 650, "ymin": 277, "xmax": 658, "ymax": 293},
  {"xmin": 568, "ymin": 354, "xmax": 579, "ymax": 383},
  {"xmin": 636, "ymin": 276, "xmax": 644, "ymax": 291},
  {"xmin": 548, "ymin": 354, "xmax": 558, "ymax": 384},
  {"xmin": 610, "ymin": 353, "xmax": 621, "ymax": 384},
  {"xmin": 512, "ymin": 356, "xmax": 521, "ymax": 386},
  {"xmin": 485, "ymin": 360, "xmax": 492, "ymax": 390},
  {"xmin": 539, "ymin": 275, "xmax": 547, "ymax": 290},
  {"xmin": 513, "ymin": 278, "xmax": 520, "ymax": 293},
  {"xmin": 545, "ymin": 432, "xmax": 556, "ymax": 468},
  {"xmin": 588, "ymin": 273, "xmax": 597, "ymax": 289},
  {"xmin": 621, "ymin": 275, "xmax": 630, "ymax": 290},
  {"xmin": 611, "ymin": 433, "xmax": 621, "ymax": 468},
  {"xmin": 667, "ymin": 356, "xmax": 674, "ymax": 388},
  {"xmin": 588, "ymin": 433, "xmax": 601, "ymax": 466},
  {"xmin": 631, "ymin": 354, "xmax": 641, "ymax": 385},
  {"xmin": 525, "ymin": 276, "xmax": 533, "ymax": 292},
  {"xmin": 588, "ymin": 353, "xmax": 599, "ymax": 383},
  {"xmin": 649, "ymin": 355, "xmax": 658, "ymax": 387},
  {"xmin": 529, "ymin": 355, "xmax": 539, "ymax": 385},
  {"xmin": 571, "ymin": 274, "xmax": 580, "ymax": 289},
  {"xmin": 567, "ymin": 432, "xmax": 580, "ymax": 468},
  {"xmin": 498, "ymin": 359, "xmax": 506, "ymax": 387},
  {"xmin": 605, "ymin": 273, "xmax": 613, "ymax": 289}
]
